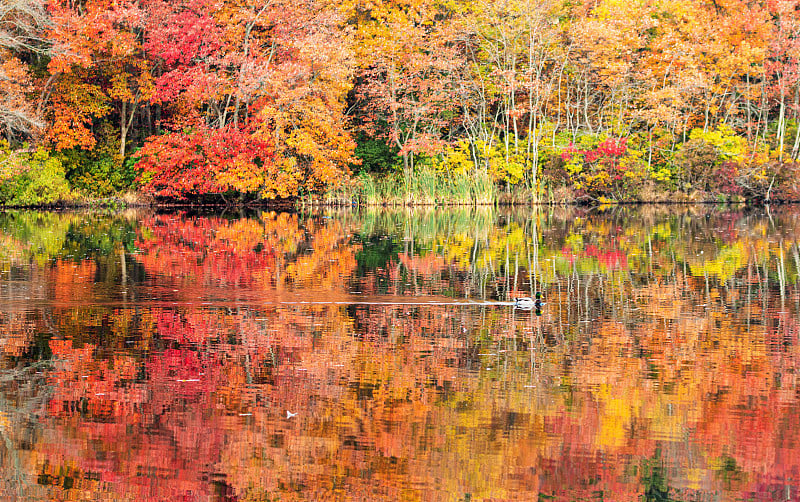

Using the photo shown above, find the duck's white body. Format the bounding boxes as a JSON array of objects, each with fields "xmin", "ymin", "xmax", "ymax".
[{"xmin": 513, "ymin": 296, "xmax": 542, "ymax": 309}]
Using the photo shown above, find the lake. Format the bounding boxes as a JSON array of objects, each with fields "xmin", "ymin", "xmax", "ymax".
[{"xmin": 0, "ymin": 205, "xmax": 798, "ymax": 501}]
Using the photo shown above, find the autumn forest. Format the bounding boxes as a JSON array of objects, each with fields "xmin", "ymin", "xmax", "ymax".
[{"xmin": 1, "ymin": 0, "xmax": 800, "ymax": 205}]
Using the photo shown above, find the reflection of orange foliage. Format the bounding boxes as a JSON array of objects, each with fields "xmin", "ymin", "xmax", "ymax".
[
  {"xmin": 49, "ymin": 259, "xmax": 97, "ymax": 303},
  {"xmin": 3, "ymin": 288, "xmax": 796, "ymax": 501},
  {"xmin": 397, "ymin": 252, "xmax": 450, "ymax": 277},
  {"xmin": 284, "ymin": 219, "xmax": 360, "ymax": 292},
  {"xmin": 20, "ymin": 267, "xmax": 800, "ymax": 500},
  {"xmin": 4, "ymin": 208, "xmax": 800, "ymax": 500},
  {"xmin": 0, "ymin": 312, "xmax": 36, "ymax": 356},
  {"xmin": 135, "ymin": 212, "xmax": 360, "ymax": 296}
]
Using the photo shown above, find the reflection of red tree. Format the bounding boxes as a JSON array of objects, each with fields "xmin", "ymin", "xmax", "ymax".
[
  {"xmin": 44, "ymin": 316, "xmax": 239, "ymax": 500},
  {"xmin": 39, "ymin": 302, "xmax": 361, "ymax": 499},
  {"xmin": 49, "ymin": 260, "xmax": 98, "ymax": 303},
  {"xmin": 397, "ymin": 252, "xmax": 450, "ymax": 278},
  {"xmin": 584, "ymin": 244, "xmax": 628, "ymax": 270},
  {"xmin": 136, "ymin": 214, "xmax": 281, "ymax": 289},
  {"xmin": 135, "ymin": 213, "xmax": 360, "ymax": 298}
]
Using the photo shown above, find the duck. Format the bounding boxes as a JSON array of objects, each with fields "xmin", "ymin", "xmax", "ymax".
[{"xmin": 513, "ymin": 292, "xmax": 544, "ymax": 309}]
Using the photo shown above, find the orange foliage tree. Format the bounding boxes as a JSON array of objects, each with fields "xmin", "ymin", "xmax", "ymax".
[
  {"xmin": 45, "ymin": 0, "xmax": 154, "ymax": 155},
  {"xmin": 135, "ymin": 0, "xmax": 356, "ymax": 199}
]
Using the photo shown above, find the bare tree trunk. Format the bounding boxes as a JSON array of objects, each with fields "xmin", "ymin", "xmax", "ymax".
[
  {"xmin": 792, "ymin": 85, "xmax": 800, "ymax": 160},
  {"xmin": 120, "ymin": 101, "xmax": 128, "ymax": 158},
  {"xmin": 778, "ymin": 83, "xmax": 786, "ymax": 161},
  {"xmin": 119, "ymin": 94, "xmax": 140, "ymax": 158}
]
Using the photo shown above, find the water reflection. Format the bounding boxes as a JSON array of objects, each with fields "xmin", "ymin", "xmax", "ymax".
[{"xmin": 0, "ymin": 206, "xmax": 798, "ymax": 500}]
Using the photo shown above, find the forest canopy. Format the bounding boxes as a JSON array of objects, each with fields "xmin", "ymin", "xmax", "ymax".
[{"xmin": 1, "ymin": 0, "xmax": 799, "ymax": 203}]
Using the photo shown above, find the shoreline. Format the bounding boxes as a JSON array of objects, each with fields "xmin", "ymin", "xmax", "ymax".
[{"xmin": 1, "ymin": 197, "xmax": 798, "ymax": 211}]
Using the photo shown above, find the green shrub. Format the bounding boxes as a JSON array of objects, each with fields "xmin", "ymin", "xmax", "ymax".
[
  {"xmin": 353, "ymin": 133, "xmax": 400, "ymax": 174},
  {"xmin": 60, "ymin": 124, "xmax": 137, "ymax": 196},
  {"xmin": 0, "ymin": 144, "xmax": 71, "ymax": 206},
  {"xmin": 60, "ymin": 148, "xmax": 136, "ymax": 196}
]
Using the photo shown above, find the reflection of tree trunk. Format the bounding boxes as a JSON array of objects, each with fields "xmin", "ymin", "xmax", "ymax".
[
  {"xmin": 526, "ymin": 240, "xmax": 533, "ymax": 301},
  {"xmin": 120, "ymin": 246, "xmax": 127, "ymax": 287},
  {"xmin": 746, "ymin": 259, "xmax": 753, "ymax": 331},
  {"xmin": 762, "ymin": 256, "xmax": 769, "ymax": 328},
  {"xmin": 505, "ymin": 243, "xmax": 510, "ymax": 299},
  {"xmin": 793, "ymin": 243, "xmax": 800, "ymax": 314},
  {"xmin": 531, "ymin": 208, "xmax": 539, "ymax": 295},
  {"xmin": 777, "ymin": 241, "xmax": 786, "ymax": 305},
  {"xmin": 513, "ymin": 251, "xmax": 519, "ymax": 298}
]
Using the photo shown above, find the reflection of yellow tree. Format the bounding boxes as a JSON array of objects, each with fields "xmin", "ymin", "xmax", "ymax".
[{"xmin": 0, "ymin": 212, "xmax": 78, "ymax": 267}]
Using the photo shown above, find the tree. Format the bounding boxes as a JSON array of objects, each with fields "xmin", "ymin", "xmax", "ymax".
[
  {"xmin": 135, "ymin": 124, "xmax": 278, "ymax": 199},
  {"xmin": 352, "ymin": 0, "xmax": 463, "ymax": 184},
  {"xmin": 456, "ymin": 0, "xmax": 564, "ymax": 190},
  {"xmin": 767, "ymin": 0, "xmax": 800, "ymax": 159},
  {"xmin": 45, "ymin": 0, "xmax": 154, "ymax": 156},
  {"xmin": 0, "ymin": 0, "xmax": 49, "ymax": 140},
  {"xmin": 135, "ymin": 0, "xmax": 356, "ymax": 198}
]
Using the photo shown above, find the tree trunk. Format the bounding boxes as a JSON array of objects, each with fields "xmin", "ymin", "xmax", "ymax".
[
  {"xmin": 791, "ymin": 85, "xmax": 800, "ymax": 160},
  {"xmin": 120, "ymin": 101, "xmax": 128, "ymax": 158},
  {"xmin": 778, "ymin": 83, "xmax": 786, "ymax": 161}
]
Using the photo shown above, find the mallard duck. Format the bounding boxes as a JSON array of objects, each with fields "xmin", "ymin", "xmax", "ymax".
[{"xmin": 513, "ymin": 292, "xmax": 543, "ymax": 309}]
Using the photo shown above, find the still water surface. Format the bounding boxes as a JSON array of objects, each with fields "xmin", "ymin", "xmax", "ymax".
[{"xmin": 0, "ymin": 206, "xmax": 799, "ymax": 501}]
